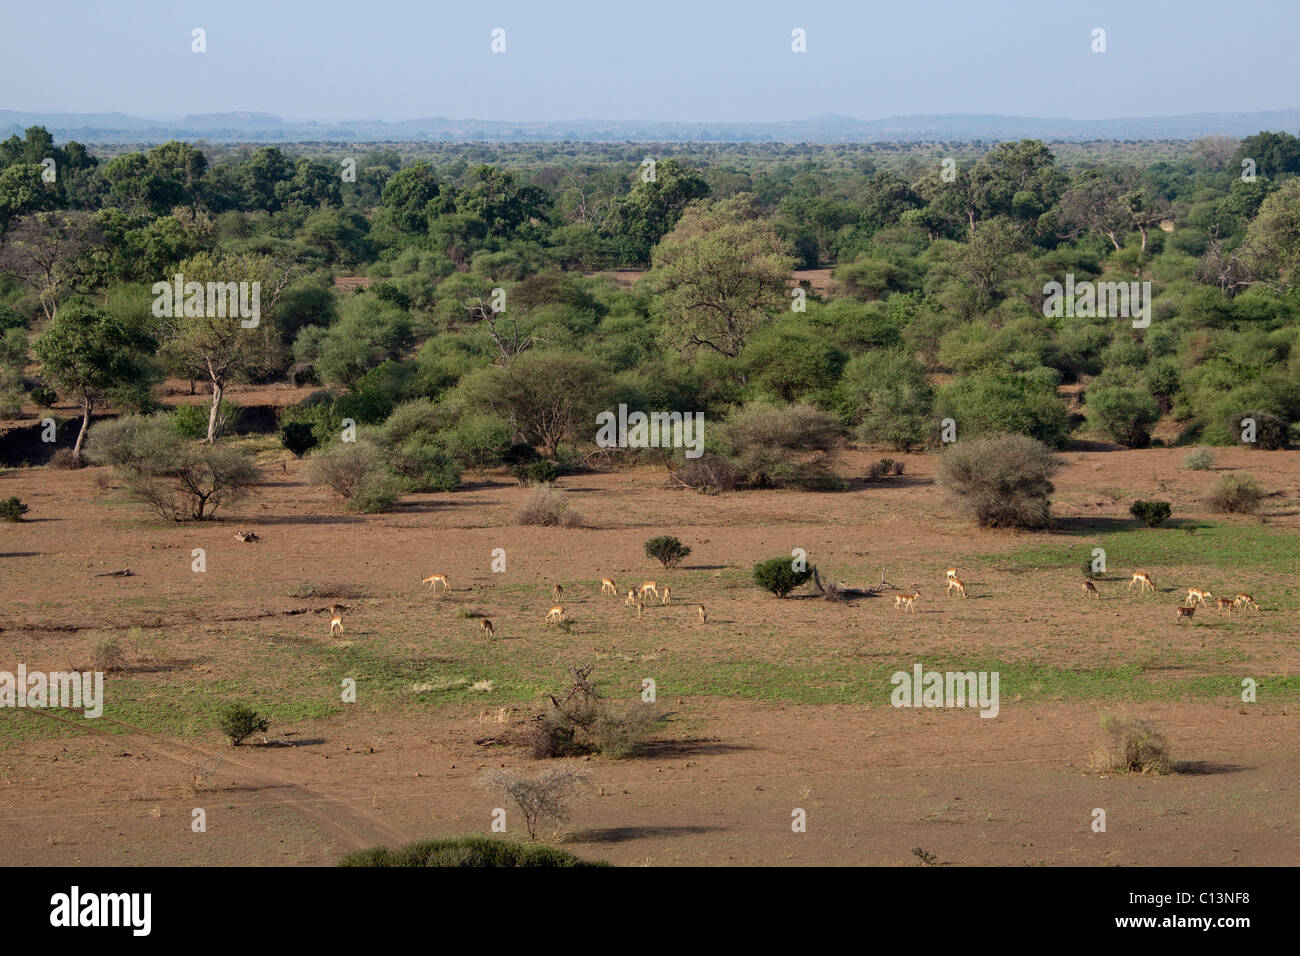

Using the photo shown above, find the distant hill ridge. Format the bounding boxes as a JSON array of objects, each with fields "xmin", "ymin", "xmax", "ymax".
[{"xmin": 2, "ymin": 109, "xmax": 1298, "ymax": 143}]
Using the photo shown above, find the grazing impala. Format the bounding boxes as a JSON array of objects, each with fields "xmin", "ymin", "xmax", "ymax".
[
  {"xmin": 635, "ymin": 600, "xmax": 644, "ymax": 619},
  {"xmin": 1128, "ymin": 572, "xmax": 1156, "ymax": 593},
  {"xmin": 1184, "ymin": 588, "xmax": 1212, "ymax": 608},
  {"xmin": 600, "ymin": 578, "xmax": 617, "ymax": 596},
  {"xmin": 1175, "ymin": 606, "xmax": 1195, "ymax": 623},
  {"xmin": 1233, "ymin": 593, "xmax": 1260, "ymax": 613},
  {"xmin": 1082, "ymin": 580, "xmax": 1100, "ymax": 600},
  {"xmin": 625, "ymin": 588, "xmax": 639, "ymax": 606},
  {"xmin": 638, "ymin": 581, "xmax": 659, "ymax": 601},
  {"xmin": 946, "ymin": 577, "xmax": 967, "ymax": 598},
  {"xmin": 546, "ymin": 605, "xmax": 565, "ymax": 623},
  {"xmin": 661, "ymin": 586, "xmax": 672, "ymax": 605},
  {"xmin": 1214, "ymin": 597, "xmax": 1235, "ymax": 616},
  {"xmin": 697, "ymin": 604, "xmax": 707, "ymax": 624},
  {"xmin": 422, "ymin": 574, "xmax": 450, "ymax": 592},
  {"xmin": 894, "ymin": 589, "xmax": 920, "ymax": 613},
  {"xmin": 552, "ymin": 584, "xmax": 564, "ymax": 601},
  {"xmin": 329, "ymin": 605, "xmax": 344, "ymax": 636},
  {"xmin": 480, "ymin": 619, "xmax": 495, "ymax": 639}
]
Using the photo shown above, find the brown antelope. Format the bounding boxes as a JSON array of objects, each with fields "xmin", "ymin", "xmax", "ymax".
[
  {"xmin": 635, "ymin": 600, "xmax": 644, "ymax": 619},
  {"xmin": 1233, "ymin": 593, "xmax": 1260, "ymax": 613},
  {"xmin": 329, "ymin": 605, "xmax": 344, "ymax": 636},
  {"xmin": 1175, "ymin": 606, "xmax": 1195, "ymax": 623},
  {"xmin": 1082, "ymin": 580, "xmax": 1100, "ymax": 600},
  {"xmin": 625, "ymin": 588, "xmax": 638, "ymax": 606},
  {"xmin": 1213, "ymin": 597, "xmax": 1235, "ymax": 616},
  {"xmin": 552, "ymin": 584, "xmax": 564, "ymax": 601},
  {"xmin": 1184, "ymin": 587, "xmax": 1212, "ymax": 608},
  {"xmin": 661, "ymin": 586, "xmax": 672, "ymax": 605},
  {"xmin": 479, "ymin": 619, "xmax": 495, "ymax": 639},
  {"xmin": 1128, "ymin": 572, "xmax": 1156, "ymax": 593},
  {"xmin": 638, "ymin": 581, "xmax": 659, "ymax": 601},
  {"xmin": 234, "ymin": 530, "xmax": 259, "ymax": 543},
  {"xmin": 894, "ymin": 589, "xmax": 920, "ymax": 613},
  {"xmin": 600, "ymin": 577, "xmax": 617, "ymax": 596},
  {"xmin": 946, "ymin": 577, "xmax": 967, "ymax": 598},
  {"xmin": 697, "ymin": 604, "xmax": 707, "ymax": 624},
  {"xmin": 422, "ymin": 573, "xmax": 450, "ymax": 592},
  {"xmin": 546, "ymin": 605, "xmax": 565, "ymax": 623}
]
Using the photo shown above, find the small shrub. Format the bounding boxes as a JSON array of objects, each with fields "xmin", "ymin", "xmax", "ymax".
[
  {"xmin": 172, "ymin": 400, "xmax": 240, "ymax": 440},
  {"xmin": 217, "ymin": 702, "xmax": 270, "ymax": 746},
  {"xmin": 388, "ymin": 434, "xmax": 460, "ymax": 492},
  {"xmin": 511, "ymin": 458, "xmax": 559, "ymax": 486},
  {"xmin": 1206, "ymin": 473, "xmax": 1266, "ymax": 514},
  {"xmin": 753, "ymin": 556, "xmax": 813, "ymax": 598},
  {"xmin": 669, "ymin": 453, "xmax": 736, "ymax": 493},
  {"xmin": 867, "ymin": 458, "xmax": 900, "ymax": 480},
  {"xmin": 480, "ymin": 767, "xmax": 591, "ymax": 841},
  {"xmin": 528, "ymin": 665, "xmax": 660, "ymax": 760},
  {"xmin": 1092, "ymin": 715, "xmax": 1171, "ymax": 775},
  {"xmin": 0, "ymin": 496, "xmax": 29, "ymax": 521},
  {"xmin": 1183, "ymin": 447, "xmax": 1214, "ymax": 471},
  {"xmin": 29, "ymin": 385, "xmax": 57, "ymax": 407},
  {"xmin": 937, "ymin": 433, "xmax": 1059, "ymax": 530},
  {"xmin": 518, "ymin": 485, "xmax": 582, "ymax": 527},
  {"xmin": 48, "ymin": 448, "xmax": 83, "ymax": 470},
  {"xmin": 644, "ymin": 535, "xmax": 691, "ymax": 569},
  {"xmin": 721, "ymin": 402, "xmax": 841, "ymax": 489},
  {"xmin": 87, "ymin": 636, "xmax": 127, "ymax": 672},
  {"xmin": 308, "ymin": 439, "xmax": 402, "ymax": 513},
  {"xmin": 337, "ymin": 835, "xmax": 608, "ymax": 867},
  {"xmin": 1227, "ymin": 410, "xmax": 1289, "ymax": 450},
  {"xmin": 1129, "ymin": 500, "xmax": 1172, "ymax": 528},
  {"xmin": 280, "ymin": 421, "xmax": 318, "ymax": 458}
]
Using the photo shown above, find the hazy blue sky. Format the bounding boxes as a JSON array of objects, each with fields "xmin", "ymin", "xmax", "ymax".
[{"xmin": 4, "ymin": 0, "xmax": 1295, "ymax": 121}]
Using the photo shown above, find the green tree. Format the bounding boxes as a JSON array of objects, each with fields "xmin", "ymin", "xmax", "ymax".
[
  {"xmin": 651, "ymin": 196, "xmax": 795, "ymax": 358},
  {"xmin": 33, "ymin": 303, "xmax": 156, "ymax": 461}
]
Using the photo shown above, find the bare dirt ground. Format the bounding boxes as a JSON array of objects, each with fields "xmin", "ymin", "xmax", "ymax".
[{"xmin": 0, "ymin": 446, "xmax": 1296, "ymax": 866}]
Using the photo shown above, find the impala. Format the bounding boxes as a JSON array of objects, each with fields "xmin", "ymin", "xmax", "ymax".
[
  {"xmin": 546, "ymin": 605, "xmax": 565, "ymax": 623},
  {"xmin": 1175, "ymin": 606, "xmax": 1195, "ymax": 622},
  {"xmin": 946, "ymin": 577, "xmax": 967, "ymax": 598},
  {"xmin": 329, "ymin": 605, "xmax": 344, "ymax": 636},
  {"xmin": 1184, "ymin": 587, "xmax": 1212, "ymax": 608},
  {"xmin": 661, "ymin": 586, "xmax": 672, "ymax": 605},
  {"xmin": 697, "ymin": 604, "xmax": 707, "ymax": 624},
  {"xmin": 1233, "ymin": 593, "xmax": 1260, "ymax": 613},
  {"xmin": 945, "ymin": 568, "xmax": 957, "ymax": 581},
  {"xmin": 480, "ymin": 619, "xmax": 495, "ymax": 639},
  {"xmin": 625, "ymin": 588, "xmax": 638, "ymax": 606},
  {"xmin": 422, "ymin": 574, "xmax": 450, "ymax": 591},
  {"xmin": 894, "ymin": 589, "xmax": 920, "ymax": 613},
  {"xmin": 635, "ymin": 600, "xmax": 644, "ymax": 619},
  {"xmin": 600, "ymin": 577, "xmax": 617, "ymax": 596},
  {"xmin": 1128, "ymin": 572, "xmax": 1156, "ymax": 593},
  {"xmin": 1082, "ymin": 580, "xmax": 1100, "ymax": 600},
  {"xmin": 1213, "ymin": 597, "xmax": 1235, "ymax": 616},
  {"xmin": 638, "ymin": 581, "xmax": 659, "ymax": 601},
  {"xmin": 552, "ymin": 584, "xmax": 564, "ymax": 601}
]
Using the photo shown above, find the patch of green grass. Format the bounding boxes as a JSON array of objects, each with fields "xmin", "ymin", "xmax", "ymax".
[{"xmin": 999, "ymin": 523, "xmax": 1300, "ymax": 573}]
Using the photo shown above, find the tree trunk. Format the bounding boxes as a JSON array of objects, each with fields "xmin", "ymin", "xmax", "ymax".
[
  {"xmin": 206, "ymin": 379, "xmax": 224, "ymax": 443},
  {"xmin": 1138, "ymin": 226, "xmax": 1148, "ymax": 252},
  {"xmin": 73, "ymin": 398, "xmax": 92, "ymax": 462}
]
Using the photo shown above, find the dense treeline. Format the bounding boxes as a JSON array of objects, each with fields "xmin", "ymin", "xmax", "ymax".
[{"xmin": 2, "ymin": 124, "xmax": 1299, "ymax": 498}]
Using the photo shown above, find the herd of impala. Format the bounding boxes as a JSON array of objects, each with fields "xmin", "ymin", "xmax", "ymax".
[{"xmin": 320, "ymin": 564, "xmax": 1260, "ymax": 636}]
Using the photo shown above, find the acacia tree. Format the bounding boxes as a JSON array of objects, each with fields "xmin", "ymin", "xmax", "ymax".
[
  {"xmin": 156, "ymin": 252, "xmax": 292, "ymax": 441},
  {"xmin": 33, "ymin": 303, "xmax": 155, "ymax": 461},
  {"xmin": 651, "ymin": 195, "xmax": 794, "ymax": 358},
  {"xmin": 0, "ymin": 211, "xmax": 102, "ymax": 320}
]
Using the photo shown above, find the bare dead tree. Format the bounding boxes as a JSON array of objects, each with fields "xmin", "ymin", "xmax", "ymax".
[{"xmin": 1197, "ymin": 227, "xmax": 1254, "ymax": 298}]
